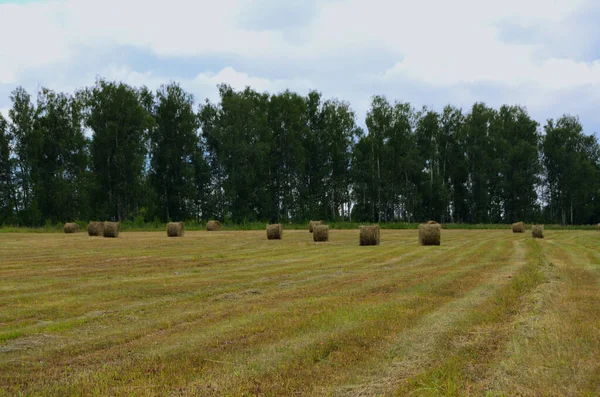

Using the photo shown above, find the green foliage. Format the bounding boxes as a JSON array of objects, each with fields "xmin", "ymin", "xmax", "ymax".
[
  {"xmin": 200, "ymin": 86, "xmax": 359, "ymax": 223},
  {"xmin": 86, "ymin": 79, "xmax": 153, "ymax": 222},
  {"xmin": 493, "ymin": 105, "xmax": 541, "ymax": 223},
  {"xmin": 148, "ymin": 82, "xmax": 199, "ymax": 222},
  {"xmin": 2, "ymin": 80, "xmax": 600, "ymax": 227},
  {"xmin": 0, "ymin": 114, "xmax": 14, "ymax": 224},
  {"xmin": 542, "ymin": 115, "xmax": 600, "ymax": 225},
  {"xmin": 33, "ymin": 88, "xmax": 89, "ymax": 223},
  {"xmin": 9, "ymin": 87, "xmax": 38, "ymax": 225}
]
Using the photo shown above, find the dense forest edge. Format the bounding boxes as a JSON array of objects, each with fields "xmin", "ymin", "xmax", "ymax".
[{"xmin": 0, "ymin": 79, "xmax": 599, "ymax": 228}]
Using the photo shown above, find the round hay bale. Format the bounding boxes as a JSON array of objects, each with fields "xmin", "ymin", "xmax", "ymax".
[
  {"xmin": 206, "ymin": 220, "xmax": 221, "ymax": 231},
  {"xmin": 309, "ymin": 220, "xmax": 323, "ymax": 233},
  {"xmin": 532, "ymin": 225, "xmax": 544, "ymax": 239},
  {"xmin": 103, "ymin": 222, "xmax": 120, "ymax": 238},
  {"xmin": 512, "ymin": 222, "xmax": 525, "ymax": 233},
  {"xmin": 359, "ymin": 225, "xmax": 380, "ymax": 246},
  {"xmin": 267, "ymin": 224, "xmax": 282, "ymax": 240},
  {"xmin": 313, "ymin": 225, "xmax": 329, "ymax": 242},
  {"xmin": 167, "ymin": 222, "xmax": 185, "ymax": 237},
  {"xmin": 64, "ymin": 223, "xmax": 79, "ymax": 234},
  {"xmin": 419, "ymin": 223, "xmax": 441, "ymax": 246},
  {"xmin": 87, "ymin": 221, "xmax": 104, "ymax": 236}
]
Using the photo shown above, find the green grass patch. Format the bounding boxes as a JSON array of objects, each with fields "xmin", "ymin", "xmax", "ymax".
[{"xmin": 0, "ymin": 330, "xmax": 23, "ymax": 342}]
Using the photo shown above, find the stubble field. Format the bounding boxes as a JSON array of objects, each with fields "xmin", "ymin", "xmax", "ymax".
[{"xmin": 1, "ymin": 229, "xmax": 599, "ymax": 396}]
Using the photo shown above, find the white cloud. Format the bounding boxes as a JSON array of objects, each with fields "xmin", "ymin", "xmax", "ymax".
[
  {"xmin": 193, "ymin": 67, "xmax": 314, "ymax": 94},
  {"xmin": 382, "ymin": 55, "xmax": 600, "ymax": 89},
  {"xmin": 63, "ymin": 0, "xmax": 292, "ymax": 58},
  {"xmin": 99, "ymin": 64, "xmax": 315, "ymax": 105},
  {"xmin": 2, "ymin": 0, "xmax": 595, "ymax": 87},
  {"xmin": 340, "ymin": 0, "xmax": 600, "ymax": 91},
  {"xmin": 0, "ymin": 2, "xmax": 71, "ymax": 84},
  {"xmin": 1, "ymin": 0, "xmax": 600, "ymax": 131},
  {"xmin": 102, "ymin": 65, "xmax": 160, "ymax": 89}
]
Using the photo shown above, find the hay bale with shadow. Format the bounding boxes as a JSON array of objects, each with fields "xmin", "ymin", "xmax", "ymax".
[
  {"xmin": 87, "ymin": 222, "xmax": 104, "ymax": 236},
  {"xmin": 64, "ymin": 223, "xmax": 79, "ymax": 234},
  {"xmin": 419, "ymin": 222, "xmax": 441, "ymax": 246},
  {"xmin": 309, "ymin": 220, "xmax": 323, "ymax": 233},
  {"xmin": 103, "ymin": 222, "xmax": 120, "ymax": 238},
  {"xmin": 359, "ymin": 225, "xmax": 380, "ymax": 246},
  {"xmin": 167, "ymin": 222, "xmax": 185, "ymax": 237},
  {"xmin": 512, "ymin": 221, "xmax": 525, "ymax": 233},
  {"xmin": 532, "ymin": 225, "xmax": 544, "ymax": 239},
  {"xmin": 313, "ymin": 225, "xmax": 329, "ymax": 242},
  {"xmin": 267, "ymin": 224, "xmax": 282, "ymax": 240},
  {"xmin": 206, "ymin": 220, "xmax": 221, "ymax": 231}
]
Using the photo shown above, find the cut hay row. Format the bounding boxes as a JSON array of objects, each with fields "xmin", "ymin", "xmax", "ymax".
[
  {"xmin": 167, "ymin": 222, "xmax": 185, "ymax": 237},
  {"xmin": 313, "ymin": 225, "xmax": 329, "ymax": 242},
  {"xmin": 419, "ymin": 221, "xmax": 441, "ymax": 246},
  {"xmin": 267, "ymin": 224, "xmax": 282, "ymax": 240},
  {"xmin": 3, "ymin": 230, "xmax": 599, "ymax": 396}
]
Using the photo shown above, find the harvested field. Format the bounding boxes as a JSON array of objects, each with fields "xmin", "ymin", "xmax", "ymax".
[{"xmin": 1, "ymin": 230, "xmax": 599, "ymax": 396}]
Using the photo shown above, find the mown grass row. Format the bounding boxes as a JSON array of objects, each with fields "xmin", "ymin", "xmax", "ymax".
[
  {"xmin": 481, "ymin": 233, "xmax": 600, "ymax": 396},
  {"xmin": 0, "ymin": 231, "xmax": 506, "ymax": 395},
  {"xmin": 1, "ymin": 230, "xmax": 599, "ymax": 396}
]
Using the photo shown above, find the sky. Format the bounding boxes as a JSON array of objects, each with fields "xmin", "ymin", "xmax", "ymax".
[{"xmin": 1, "ymin": 0, "xmax": 600, "ymax": 134}]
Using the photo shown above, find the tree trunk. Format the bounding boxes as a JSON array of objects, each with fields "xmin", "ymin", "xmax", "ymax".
[
  {"xmin": 377, "ymin": 154, "xmax": 381, "ymax": 222},
  {"xmin": 331, "ymin": 186, "xmax": 335, "ymax": 219},
  {"xmin": 570, "ymin": 200, "xmax": 573, "ymax": 225},
  {"xmin": 165, "ymin": 186, "xmax": 169, "ymax": 222}
]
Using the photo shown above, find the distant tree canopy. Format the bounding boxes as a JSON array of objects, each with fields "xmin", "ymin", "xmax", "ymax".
[{"xmin": 2, "ymin": 79, "xmax": 599, "ymax": 226}]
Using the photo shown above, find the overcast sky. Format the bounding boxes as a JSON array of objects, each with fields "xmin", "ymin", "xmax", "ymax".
[{"xmin": 1, "ymin": 0, "xmax": 600, "ymax": 133}]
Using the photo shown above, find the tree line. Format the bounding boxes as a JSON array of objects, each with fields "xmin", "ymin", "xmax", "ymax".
[{"xmin": 0, "ymin": 79, "xmax": 598, "ymax": 226}]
